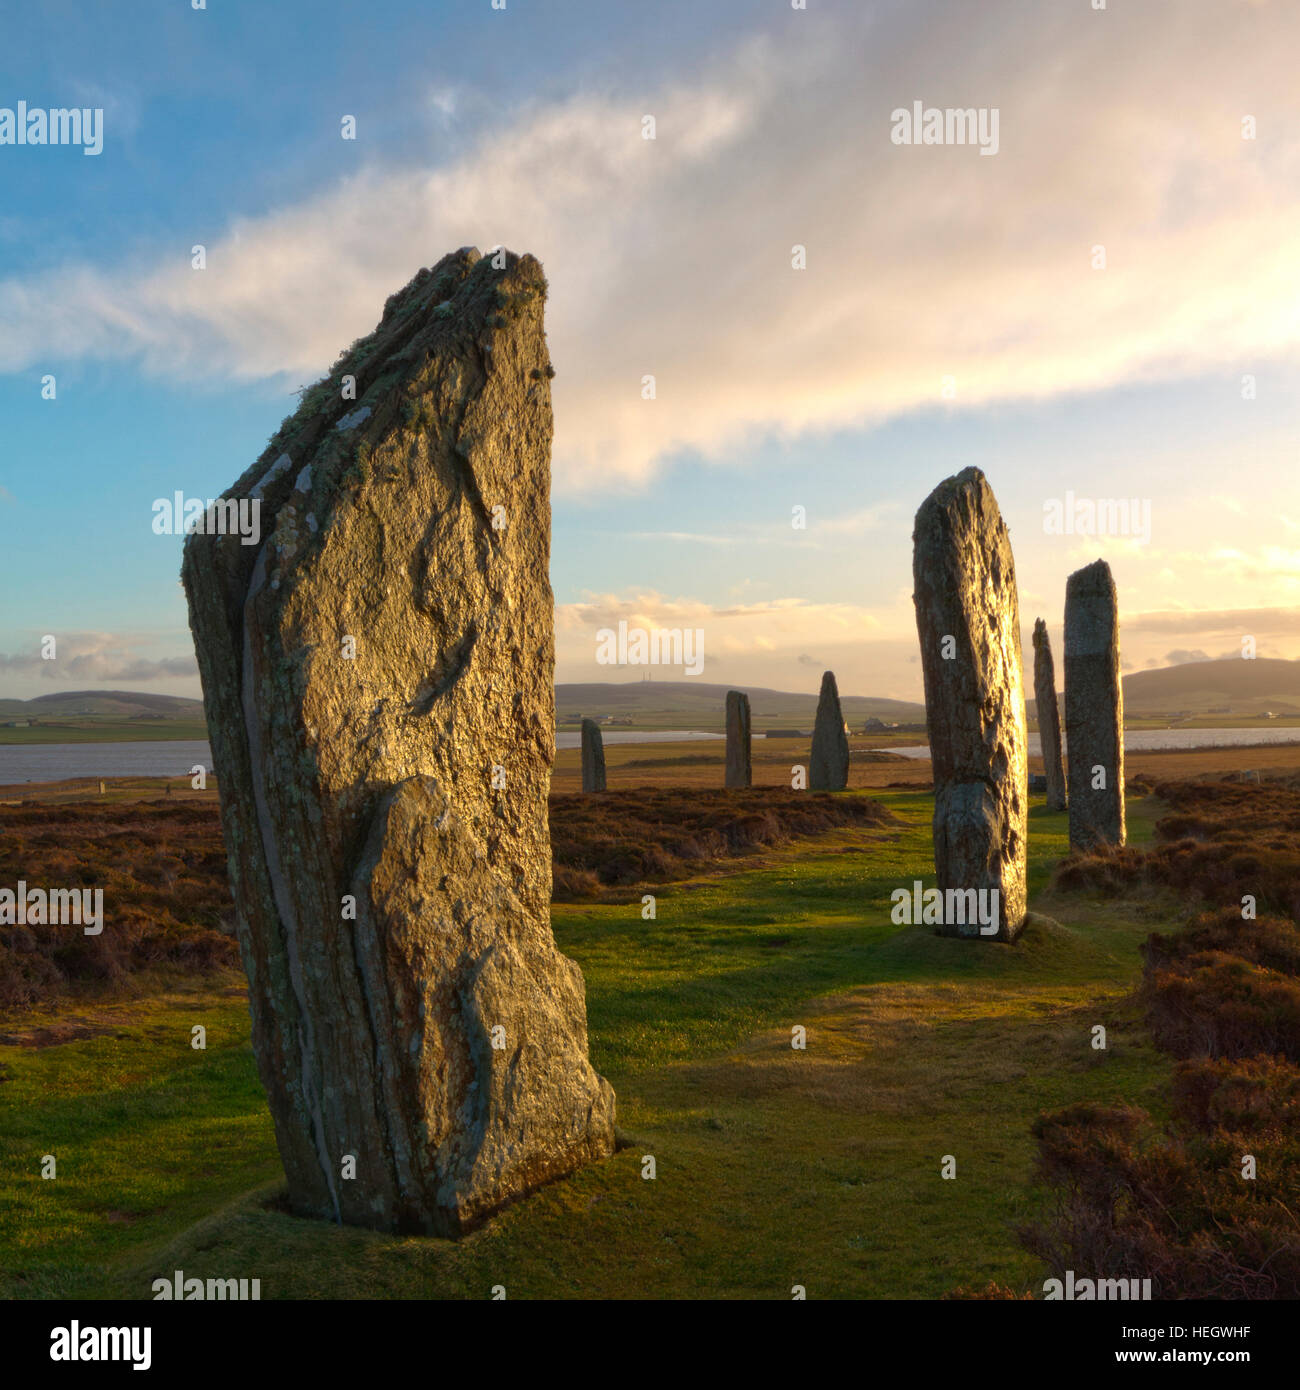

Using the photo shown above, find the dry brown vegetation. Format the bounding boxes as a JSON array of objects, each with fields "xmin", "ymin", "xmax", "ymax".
[
  {"xmin": 1029, "ymin": 774, "xmax": 1300, "ymax": 1297},
  {"xmin": 0, "ymin": 802, "xmax": 237, "ymax": 1009},
  {"xmin": 1053, "ymin": 774, "xmax": 1300, "ymax": 921},
  {"xmin": 0, "ymin": 787, "xmax": 895, "ymax": 1009},
  {"xmin": 941, "ymin": 1282, "xmax": 1033, "ymax": 1300},
  {"xmin": 1020, "ymin": 1073, "xmax": 1300, "ymax": 1298},
  {"xmin": 1141, "ymin": 908, "xmax": 1300, "ymax": 1062}
]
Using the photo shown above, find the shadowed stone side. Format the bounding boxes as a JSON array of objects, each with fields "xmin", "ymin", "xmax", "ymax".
[
  {"xmin": 809, "ymin": 671, "xmax": 849, "ymax": 790},
  {"xmin": 182, "ymin": 247, "xmax": 615, "ymax": 1237},
  {"xmin": 1064, "ymin": 559, "xmax": 1126, "ymax": 850},
  {"xmin": 725, "ymin": 690, "xmax": 752, "ymax": 788},
  {"xmin": 912, "ymin": 468, "xmax": 1028, "ymax": 941},
  {"xmin": 1032, "ymin": 619, "xmax": 1067, "ymax": 812},
  {"xmin": 581, "ymin": 718, "xmax": 607, "ymax": 792}
]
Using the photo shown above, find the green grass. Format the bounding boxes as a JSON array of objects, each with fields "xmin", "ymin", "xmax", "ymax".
[
  {"xmin": 0, "ymin": 791, "xmax": 1178, "ymax": 1300},
  {"xmin": 0, "ymin": 719, "xmax": 210, "ymax": 744},
  {"xmin": 0, "ymin": 982, "xmax": 277, "ymax": 1298}
]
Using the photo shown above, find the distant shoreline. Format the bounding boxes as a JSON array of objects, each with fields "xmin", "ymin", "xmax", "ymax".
[
  {"xmin": 4, "ymin": 719, "xmax": 1300, "ymax": 748},
  {"xmin": 2, "ymin": 726, "xmax": 1299, "ymax": 791}
]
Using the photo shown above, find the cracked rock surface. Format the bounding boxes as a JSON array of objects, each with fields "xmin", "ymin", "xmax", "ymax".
[
  {"xmin": 912, "ymin": 468, "xmax": 1028, "ymax": 941},
  {"xmin": 183, "ymin": 247, "xmax": 615, "ymax": 1235}
]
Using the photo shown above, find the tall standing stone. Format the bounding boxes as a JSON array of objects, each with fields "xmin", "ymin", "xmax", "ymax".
[
  {"xmin": 809, "ymin": 672, "xmax": 850, "ymax": 791},
  {"xmin": 1032, "ymin": 619, "xmax": 1067, "ymax": 812},
  {"xmin": 912, "ymin": 468, "xmax": 1028, "ymax": 940},
  {"xmin": 581, "ymin": 718, "xmax": 607, "ymax": 792},
  {"xmin": 182, "ymin": 248, "xmax": 615, "ymax": 1236},
  {"xmin": 725, "ymin": 690, "xmax": 752, "ymax": 788},
  {"xmin": 1064, "ymin": 559, "xmax": 1125, "ymax": 849}
]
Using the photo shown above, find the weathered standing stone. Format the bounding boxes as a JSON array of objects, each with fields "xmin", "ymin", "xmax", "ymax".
[
  {"xmin": 912, "ymin": 468, "xmax": 1028, "ymax": 941},
  {"xmin": 1032, "ymin": 619, "xmax": 1067, "ymax": 812},
  {"xmin": 581, "ymin": 718, "xmax": 607, "ymax": 792},
  {"xmin": 1064, "ymin": 559, "xmax": 1126, "ymax": 850},
  {"xmin": 809, "ymin": 672, "xmax": 849, "ymax": 790},
  {"xmin": 182, "ymin": 247, "xmax": 615, "ymax": 1236},
  {"xmin": 725, "ymin": 690, "xmax": 752, "ymax": 788}
]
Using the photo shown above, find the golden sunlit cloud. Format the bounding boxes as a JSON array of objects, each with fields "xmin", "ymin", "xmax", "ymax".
[{"xmin": 0, "ymin": 1, "xmax": 1298, "ymax": 496}]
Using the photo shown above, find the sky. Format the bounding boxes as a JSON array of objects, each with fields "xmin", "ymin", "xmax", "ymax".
[{"xmin": 1, "ymin": 0, "xmax": 1297, "ymax": 703}]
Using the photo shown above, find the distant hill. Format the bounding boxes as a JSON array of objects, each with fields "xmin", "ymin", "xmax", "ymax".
[
  {"xmin": 9, "ymin": 660, "xmax": 1291, "ymax": 731},
  {"xmin": 2, "ymin": 682, "xmax": 924, "ymax": 732},
  {"xmin": 556, "ymin": 681, "xmax": 926, "ymax": 727},
  {"xmin": 0, "ymin": 690, "xmax": 205, "ymax": 719},
  {"xmin": 1121, "ymin": 657, "xmax": 1300, "ymax": 715}
]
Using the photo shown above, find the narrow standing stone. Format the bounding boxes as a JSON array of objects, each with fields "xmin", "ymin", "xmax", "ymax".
[
  {"xmin": 581, "ymin": 718, "xmax": 607, "ymax": 792},
  {"xmin": 725, "ymin": 690, "xmax": 752, "ymax": 788},
  {"xmin": 1032, "ymin": 618, "xmax": 1067, "ymax": 812},
  {"xmin": 912, "ymin": 467, "xmax": 1028, "ymax": 940},
  {"xmin": 809, "ymin": 671, "xmax": 850, "ymax": 791},
  {"xmin": 1064, "ymin": 559, "xmax": 1126, "ymax": 849},
  {"xmin": 182, "ymin": 247, "xmax": 615, "ymax": 1236}
]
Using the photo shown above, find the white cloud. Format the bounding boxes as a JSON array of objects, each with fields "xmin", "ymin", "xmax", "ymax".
[
  {"xmin": 623, "ymin": 530, "xmax": 748, "ymax": 546},
  {"xmin": 815, "ymin": 504, "xmax": 900, "ymax": 536},
  {"xmin": 1, "ymin": 1, "xmax": 1298, "ymax": 503},
  {"xmin": 556, "ymin": 589, "xmax": 920, "ymax": 694},
  {"xmin": 0, "ymin": 632, "xmax": 197, "ymax": 684},
  {"xmin": 428, "ymin": 87, "xmax": 458, "ymax": 120},
  {"xmin": 1124, "ymin": 606, "xmax": 1300, "ymax": 636},
  {"xmin": 1212, "ymin": 546, "xmax": 1300, "ymax": 587}
]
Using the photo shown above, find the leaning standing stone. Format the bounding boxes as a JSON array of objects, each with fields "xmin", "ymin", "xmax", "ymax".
[
  {"xmin": 725, "ymin": 690, "xmax": 752, "ymax": 788},
  {"xmin": 1032, "ymin": 619, "xmax": 1067, "ymax": 812},
  {"xmin": 581, "ymin": 718, "xmax": 607, "ymax": 792},
  {"xmin": 1064, "ymin": 559, "xmax": 1126, "ymax": 849},
  {"xmin": 912, "ymin": 467, "xmax": 1028, "ymax": 940},
  {"xmin": 182, "ymin": 247, "xmax": 615, "ymax": 1236},
  {"xmin": 809, "ymin": 671, "xmax": 849, "ymax": 790}
]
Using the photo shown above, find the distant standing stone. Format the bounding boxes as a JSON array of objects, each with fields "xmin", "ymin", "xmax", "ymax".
[
  {"xmin": 725, "ymin": 690, "xmax": 752, "ymax": 788},
  {"xmin": 809, "ymin": 671, "xmax": 849, "ymax": 791},
  {"xmin": 912, "ymin": 467, "xmax": 1028, "ymax": 941},
  {"xmin": 1064, "ymin": 559, "xmax": 1125, "ymax": 849},
  {"xmin": 581, "ymin": 718, "xmax": 607, "ymax": 792},
  {"xmin": 1032, "ymin": 618, "xmax": 1067, "ymax": 812}
]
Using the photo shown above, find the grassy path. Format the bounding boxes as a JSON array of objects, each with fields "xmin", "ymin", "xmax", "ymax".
[{"xmin": 0, "ymin": 791, "xmax": 1176, "ymax": 1299}]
